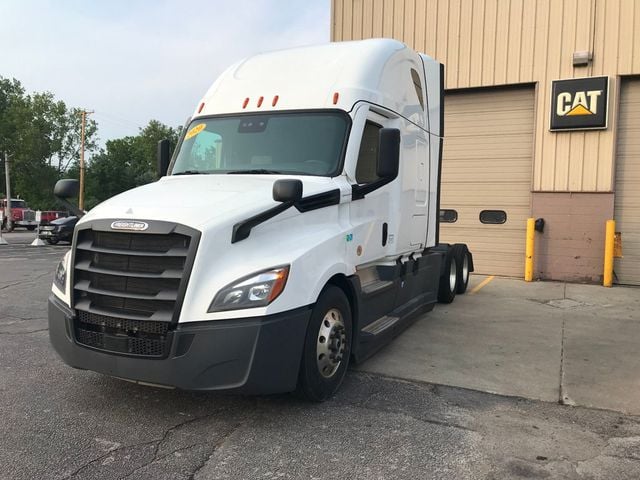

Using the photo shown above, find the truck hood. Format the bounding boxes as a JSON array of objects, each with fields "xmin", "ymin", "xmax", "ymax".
[{"xmin": 80, "ymin": 174, "xmax": 343, "ymax": 230}]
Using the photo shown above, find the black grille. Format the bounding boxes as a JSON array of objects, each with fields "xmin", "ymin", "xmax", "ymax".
[
  {"xmin": 72, "ymin": 225, "xmax": 196, "ymax": 357},
  {"xmin": 76, "ymin": 327, "xmax": 167, "ymax": 357},
  {"xmin": 78, "ymin": 311, "xmax": 169, "ymax": 335}
]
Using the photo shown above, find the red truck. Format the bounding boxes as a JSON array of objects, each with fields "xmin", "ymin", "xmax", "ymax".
[{"xmin": 1, "ymin": 198, "xmax": 67, "ymax": 231}]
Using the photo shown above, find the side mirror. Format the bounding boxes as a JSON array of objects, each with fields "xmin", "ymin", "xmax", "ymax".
[
  {"xmin": 53, "ymin": 179, "xmax": 79, "ymax": 199},
  {"xmin": 273, "ymin": 179, "xmax": 303, "ymax": 203},
  {"xmin": 157, "ymin": 139, "xmax": 171, "ymax": 177},
  {"xmin": 376, "ymin": 128, "xmax": 400, "ymax": 179},
  {"xmin": 53, "ymin": 179, "xmax": 84, "ymax": 217}
]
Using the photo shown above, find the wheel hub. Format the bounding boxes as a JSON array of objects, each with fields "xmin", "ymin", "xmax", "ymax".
[
  {"xmin": 462, "ymin": 253, "xmax": 469, "ymax": 284},
  {"xmin": 449, "ymin": 257, "xmax": 457, "ymax": 292},
  {"xmin": 316, "ymin": 308, "xmax": 346, "ymax": 378}
]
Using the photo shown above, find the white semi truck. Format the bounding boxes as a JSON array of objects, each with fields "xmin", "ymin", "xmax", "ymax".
[{"xmin": 49, "ymin": 39, "xmax": 473, "ymax": 401}]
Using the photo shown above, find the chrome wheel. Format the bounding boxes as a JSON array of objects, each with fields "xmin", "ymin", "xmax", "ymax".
[
  {"xmin": 449, "ymin": 257, "xmax": 457, "ymax": 292},
  {"xmin": 462, "ymin": 253, "xmax": 469, "ymax": 285},
  {"xmin": 316, "ymin": 308, "xmax": 346, "ymax": 378}
]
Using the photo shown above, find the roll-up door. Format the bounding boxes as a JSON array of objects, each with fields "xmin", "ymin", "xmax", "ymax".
[
  {"xmin": 440, "ymin": 87, "xmax": 535, "ymax": 277},
  {"xmin": 614, "ymin": 79, "xmax": 640, "ymax": 285}
]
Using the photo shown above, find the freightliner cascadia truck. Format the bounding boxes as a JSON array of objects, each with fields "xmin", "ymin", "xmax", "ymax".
[{"xmin": 49, "ymin": 39, "xmax": 473, "ymax": 401}]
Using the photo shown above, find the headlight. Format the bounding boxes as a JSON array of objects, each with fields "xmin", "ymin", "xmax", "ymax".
[
  {"xmin": 208, "ymin": 266, "xmax": 289, "ymax": 312},
  {"xmin": 53, "ymin": 250, "xmax": 70, "ymax": 292}
]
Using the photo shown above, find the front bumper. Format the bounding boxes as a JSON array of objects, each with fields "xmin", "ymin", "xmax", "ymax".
[
  {"xmin": 48, "ymin": 296, "xmax": 312, "ymax": 393},
  {"xmin": 39, "ymin": 230, "xmax": 59, "ymax": 240}
]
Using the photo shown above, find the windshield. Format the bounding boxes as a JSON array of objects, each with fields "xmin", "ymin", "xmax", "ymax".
[
  {"xmin": 10, "ymin": 200, "xmax": 26, "ymax": 208},
  {"xmin": 171, "ymin": 112, "xmax": 349, "ymax": 177}
]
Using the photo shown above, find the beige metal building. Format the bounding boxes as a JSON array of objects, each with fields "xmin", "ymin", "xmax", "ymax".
[{"xmin": 332, "ymin": 0, "xmax": 640, "ymax": 284}]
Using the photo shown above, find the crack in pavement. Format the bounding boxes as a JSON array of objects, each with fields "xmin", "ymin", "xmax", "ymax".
[
  {"xmin": 60, "ymin": 438, "xmax": 159, "ymax": 480},
  {"xmin": 0, "ymin": 270, "xmax": 54, "ymax": 291},
  {"xmin": 559, "ymin": 315, "xmax": 571, "ymax": 406},
  {"xmin": 0, "ymin": 328, "xmax": 48, "ymax": 335},
  {"xmin": 116, "ymin": 443, "xmax": 202, "ymax": 480},
  {"xmin": 118, "ymin": 418, "xmax": 247, "ymax": 480},
  {"xmin": 348, "ymin": 399, "xmax": 477, "ymax": 433},
  {"xmin": 1, "ymin": 315, "xmax": 44, "ymax": 322},
  {"xmin": 61, "ymin": 408, "xmax": 242, "ymax": 480},
  {"xmin": 187, "ymin": 421, "xmax": 247, "ymax": 480}
]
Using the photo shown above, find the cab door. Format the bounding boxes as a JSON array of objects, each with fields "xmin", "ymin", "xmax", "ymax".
[{"xmin": 347, "ymin": 110, "xmax": 394, "ymax": 266}]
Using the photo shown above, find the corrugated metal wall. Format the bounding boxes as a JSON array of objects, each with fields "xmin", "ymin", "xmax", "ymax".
[{"xmin": 331, "ymin": 0, "xmax": 640, "ymax": 193}]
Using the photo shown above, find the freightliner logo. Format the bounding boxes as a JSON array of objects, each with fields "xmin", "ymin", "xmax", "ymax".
[{"xmin": 110, "ymin": 220, "xmax": 149, "ymax": 231}]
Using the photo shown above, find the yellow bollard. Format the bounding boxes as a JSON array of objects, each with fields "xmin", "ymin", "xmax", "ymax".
[
  {"xmin": 603, "ymin": 219, "xmax": 615, "ymax": 287},
  {"xmin": 525, "ymin": 217, "xmax": 535, "ymax": 282}
]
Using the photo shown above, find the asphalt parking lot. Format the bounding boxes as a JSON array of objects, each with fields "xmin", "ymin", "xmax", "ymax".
[{"xmin": 1, "ymin": 231, "xmax": 639, "ymax": 480}]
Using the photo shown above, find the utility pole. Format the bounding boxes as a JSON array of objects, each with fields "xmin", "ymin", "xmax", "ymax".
[
  {"xmin": 4, "ymin": 152, "xmax": 12, "ymax": 231},
  {"xmin": 79, "ymin": 110, "xmax": 93, "ymax": 210}
]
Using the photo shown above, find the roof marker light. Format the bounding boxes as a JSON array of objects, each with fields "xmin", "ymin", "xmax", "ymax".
[
  {"xmin": 242, "ymin": 97, "xmax": 249, "ymax": 109},
  {"xmin": 198, "ymin": 102, "xmax": 205, "ymax": 113},
  {"xmin": 272, "ymin": 95, "xmax": 279, "ymax": 107},
  {"xmin": 332, "ymin": 92, "xmax": 339, "ymax": 105},
  {"xmin": 257, "ymin": 96, "xmax": 264, "ymax": 107}
]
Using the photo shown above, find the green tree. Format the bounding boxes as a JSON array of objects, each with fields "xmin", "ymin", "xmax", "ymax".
[
  {"xmin": 82, "ymin": 120, "xmax": 180, "ymax": 209},
  {"xmin": 0, "ymin": 76, "xmax": 98, "ymax": 210}
]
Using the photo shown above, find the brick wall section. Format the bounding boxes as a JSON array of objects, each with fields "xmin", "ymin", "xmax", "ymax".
[{"xmin": 532, "ymin": 193, "xmax": 614, "ymax": 283}]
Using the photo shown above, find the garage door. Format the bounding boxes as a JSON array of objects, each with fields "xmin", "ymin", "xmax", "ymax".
[
  {"xmin": 440, "ymin": 87, "xmax": 535, "ymax": 277},
  {"xmin": 614, "ymin": 79, "xmax": 640, "ymax": 285}
]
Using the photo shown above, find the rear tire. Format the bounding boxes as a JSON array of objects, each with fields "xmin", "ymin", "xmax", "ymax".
[
  {"xmin": 297, "ymin": 286, "xmax": 352, "ymax": 402},
  {"xmin": 26, "ymin": 225, "xmax": 36, "ymax": 231},
  {"xmin": 46, "ymin": 238, "xmax": 59, "ymax": 245},
  {"xmin": 452, "ymin": 244, "xmax": 471, "ymax": 294},
  {"xmin": 437, "ymin": 250, "xmax": 458, "ymax": 304}
]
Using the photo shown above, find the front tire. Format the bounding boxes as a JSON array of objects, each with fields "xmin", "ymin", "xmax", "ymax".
[
  {"xmin": 26, "ymin": 225, "xmax": 36, "ymax": 231},
  {"xmin": 46, "ymin": 238, "xmax": 59, "ymax": 245},
  {"xmin": 297, "ymin": 286, "xmax": 352, "ymax": 402}
]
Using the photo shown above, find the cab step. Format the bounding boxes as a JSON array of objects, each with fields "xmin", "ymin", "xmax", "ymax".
[{"xmin": 361, "ymin": 315, "xmax": 400, "ymax": 336}]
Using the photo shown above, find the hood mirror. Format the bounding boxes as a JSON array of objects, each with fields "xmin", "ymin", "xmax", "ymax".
[
  {"xmin": 273, "ymin": 179, "xmax": 303, "ymax": 203},
  {"xmin": 157, "ymin": 139, "xmax": 171, "ymax": 177}
]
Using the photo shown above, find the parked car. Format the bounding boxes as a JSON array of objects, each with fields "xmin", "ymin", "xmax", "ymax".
[{"xmin": 39, "ymin": 216, "xmax": 78, "ymax": 244}]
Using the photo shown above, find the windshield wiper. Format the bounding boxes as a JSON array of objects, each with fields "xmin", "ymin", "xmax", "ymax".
[
  {"xmin": 226, "ymin": 169, "xmax": 283, "ymax": 175},
  {"xmin": 172, "ymin": 170, "xmax": 211, "ymax": 176}
]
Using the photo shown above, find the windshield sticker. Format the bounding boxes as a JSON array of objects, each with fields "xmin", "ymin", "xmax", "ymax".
[{"xmin": 185, "ymin": 123, "xmax": 206, "ymax": 139}]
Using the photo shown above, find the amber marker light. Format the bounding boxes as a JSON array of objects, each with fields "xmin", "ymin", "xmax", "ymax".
[
  {"xmin": 257, "ymin": 96, "xmax": 264, "ymax": 107},
  {"xmin": 332, "ymin": 92, "xmax": 339, "ymax": 104},
  {"xmin": 272, "ymin": 95, "xmax": 279, "ymax": 107},
  {"xmin": 268, "ymin": 267, "xmax": 289, "ymax": 302},
  {"xmin": 242, "ymin": 97, "xmax": 249, "ymax": 109},
  {"xmin": 197, "ymin": 102, "xmax": 205, "ymax": 113}
]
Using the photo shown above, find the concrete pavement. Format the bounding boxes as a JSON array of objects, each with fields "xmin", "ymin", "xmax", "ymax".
[{"xmin": 358, "ymin": 275, "xmax": 640, "ymax": 415}]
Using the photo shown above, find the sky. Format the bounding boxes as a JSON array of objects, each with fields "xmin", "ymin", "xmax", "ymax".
[{"xmin": 0, "ymin": 0, "xmax": 330, "ymax": 146}]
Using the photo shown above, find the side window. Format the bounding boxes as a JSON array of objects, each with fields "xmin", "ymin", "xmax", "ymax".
[{"xmin": 355, "ymin": 121, "xmax": 381, "ymax": 184}]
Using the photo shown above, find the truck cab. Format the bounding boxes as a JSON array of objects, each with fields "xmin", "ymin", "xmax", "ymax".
[
  {"xmin": 48, "ymin": 39, "xmax": 472, "ymax": 401},
  {"xmin": 1, "ymin": 198, "xmax": 37, "ymax": 231}
]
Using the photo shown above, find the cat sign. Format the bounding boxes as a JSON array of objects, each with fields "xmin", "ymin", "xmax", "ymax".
[{"xmin": 550, "ymin": 76, "xmax": 609, "ymax": 131}]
